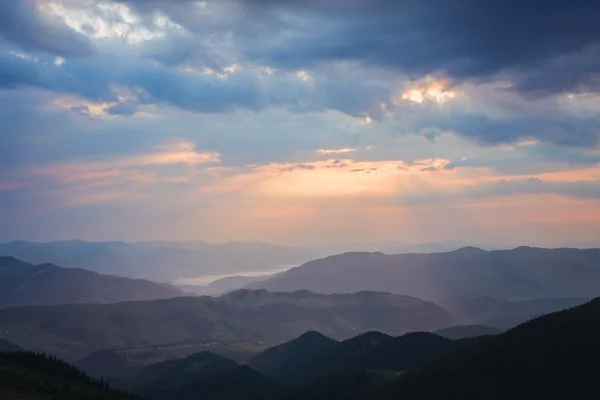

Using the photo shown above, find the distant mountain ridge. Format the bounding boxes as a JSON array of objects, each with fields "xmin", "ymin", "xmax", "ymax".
[
  {"xmin": 251, "ymin": 247, "xmax": 600, "ymax": 301},
  {"xmin": 0, "ymin": 256, "xmax": 184, "ymax": 309},
  {"xmin": 0, "ymin": 240, "xmax": 316, "ymax": 282},
  {"xmin": 0, "ymin": 289, "xmax": 457, "ymax": 361}
]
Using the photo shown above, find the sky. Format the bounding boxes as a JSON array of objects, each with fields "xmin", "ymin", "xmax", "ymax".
[{"xmin": 1, "ymin": 0, "xmax": 600, "ymax": 246}]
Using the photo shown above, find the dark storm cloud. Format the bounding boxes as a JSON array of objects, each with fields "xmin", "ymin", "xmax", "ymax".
[
  {"xmin": 0, "ymin": 0, "xmax": 94, "ymax": 56},
  {"xmin": 0, "ymin": 51, "xmax": 115, "ymax": 100},
  {"xmin": 436, "ymin": 113, "xmax": 600, "ymax": 147},
  {"xmin": 0, "ymin": 47, "xmax": 393, "ymax": 118},
  {"xmin": 0, "ymin": 51, "xmax": 260, "ymax": 112},
  {"xmin": 2, "ymin": 0, "xmax": 600, "ymax": 149},
  {"xmin": 122, "ymin": 0, "xmax": 600, "ymax": 95}
]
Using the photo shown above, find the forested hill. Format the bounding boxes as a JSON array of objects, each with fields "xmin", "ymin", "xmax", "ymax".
[
  {"xmin": 0, "ymin": 352, "xmax": 137, "ymax": 400},
  {"xmin": 375, "ymin": 297, "xmax": 600, "ymax": 399}
]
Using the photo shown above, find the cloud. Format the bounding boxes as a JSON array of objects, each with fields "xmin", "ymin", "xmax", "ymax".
[
  {"xmin": 105, "ymin": 0, "xmax": 600, "ymax": 96},
  {"xmin": 469, "ymin": 177, "xmax": 600, "ymax": 200},
  {"xmin": 0, "ymin": 0, "xmax": 94, "ymax": 56},
  {"xmin": 3, "ymin": 0, "xmax": 600, "ymax": 148},
  {"xmin": 317, "ymin": 148, "xmax": 355, "ymax": 155},
  {"xmin": 0, "ymin": 47, "xmax": 395, "ymax": 118},
  {"xmin": 30, "ymin": 140, "xmax": 220, "ymax": 183},
  {"xmin": 231, "ymin": 0, "xmax": 600, "ymax": 95},
  {"xmin": 3, "ymin": 0, "xmax": 600, "ymax": 245}
]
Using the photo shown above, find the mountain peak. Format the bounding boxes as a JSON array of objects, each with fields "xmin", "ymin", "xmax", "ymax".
[
  {"xmin": 0, "ymin": 256, "xmax": 30, "ymax": 267},
  {"xmin": 294, "ymin": 330, "xmax": 335, "ymax": 344},
  {"xmin": 453, "ymin": 246, "xmax": 487, "ymax": 255},
  {"xmin": 342, "ymin": 331, "xmax": 393, "ymax": 350}
]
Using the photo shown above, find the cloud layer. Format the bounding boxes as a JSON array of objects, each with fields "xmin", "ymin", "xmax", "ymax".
[{"xmin": 1, "ymin": 0, "xmax": 600, "ymax": 245}]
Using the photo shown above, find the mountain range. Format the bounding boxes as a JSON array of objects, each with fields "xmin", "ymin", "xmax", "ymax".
[
  {"xmin": 77, "ymin": 330, "xmax": 487, "ymax": 399},
  {"xmin": 0, "ymin": 240, "xmax": 508, "ymax": 287},
  {"xmin": 0, "ymin": 289, "xmax": 455, "ymax": 361},
  {"xmin": 0, "ymin": 256, "xmax": 184, "ymax": 309},
  {"xmin": 251, "ymin": 247, "xmax": 600, "ymax": 301},
  {"xmin": 0, "ymin": 240, "xmax": 316, "ymax": 282},
  {"xmin": 74, "ymin": 297, "xmax": 600, "ymax": 400},
  {"xmin": 248, "ymin": 330, "xmax": 487, "ymax": 386},
  {"xmin": 5, "ymin": 297, "xmax": 600, "ymax": 399},
  {"xmin": 137, "ymin": 297, "xmax": 600, "ymax": 400}
]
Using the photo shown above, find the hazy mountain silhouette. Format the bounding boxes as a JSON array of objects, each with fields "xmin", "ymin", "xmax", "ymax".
[
  {"xmin": 180, "ymin": 275, "xmax": 274, "ymax": 296},
  {"xmin": 252, "ymin": 247, "xmax": 600, "ymax": 301},
  {"xmin": 0, "ymin": 290, "xmax": 456, "ymax": 361},
  {"xmin": 0, "ymin": 240, "xmax": 315, "ymax": 282},
  {"xmin": 0, "ymin": 256, "xmax": 184, "ymax": 308}
]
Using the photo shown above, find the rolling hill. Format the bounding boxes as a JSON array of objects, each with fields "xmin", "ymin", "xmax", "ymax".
[
  {"xmin": 0, "ymin": 290, "xmax": 457, "ymax": 361},
  {"xmin": 0, "ymin": 257, "xmax": 184, "ymax": 308},
  {"xmin": 132, "ymin": 351, "xmax": 239, "ymax": 395},
  {"xmin": 118, "ymin": 330, "xmax": 489, "ymax": 399},
  {"xmin": 76, "ymin": 341, "xmax": 271, "ymax": 380},
  {"xmin": 249, "ymin": 330, "xmax": 339, "ymax": 379},
  {"xmin": 251, "ymin": 247, "xmax": 600, "ymax": 301},
  {"xmin": 249, "ymin": 330, "xmax": 485, "ymax": 385}
]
